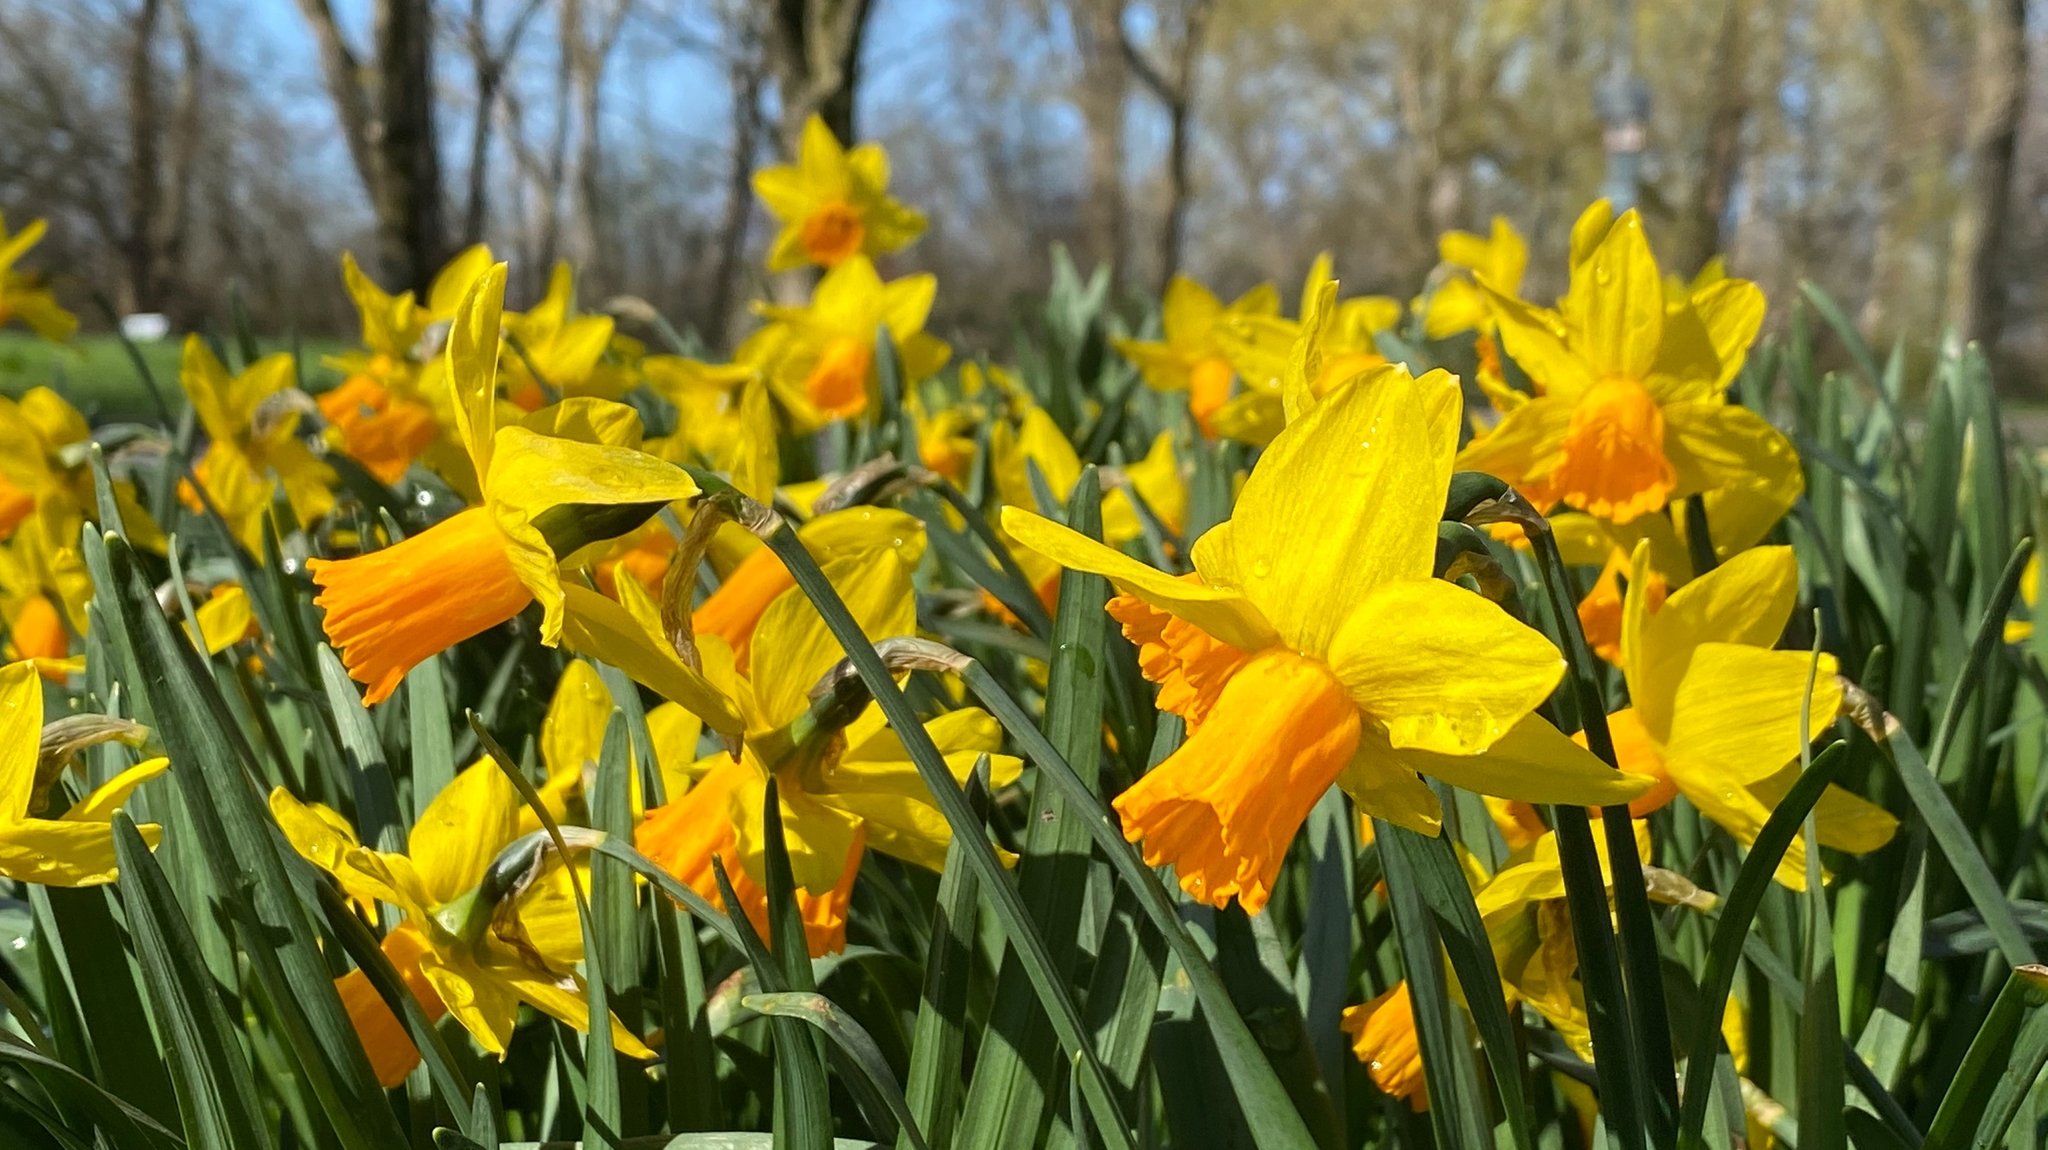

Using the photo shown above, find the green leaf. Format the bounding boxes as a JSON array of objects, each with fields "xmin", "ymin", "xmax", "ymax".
[
  {"xmin": 1677, "ymin": 743, "xmax": 1846, "ymax": 1150},
  {"xmin": 1925, "ymin": 965, "xmax": 2048, "ymax": 1149},
  {"xmin": 900, "ymin": 758, "xmax": 990, "ymax": 1148},
  {"xmin": 746, "ymin": 991, "xmax": 929, "ymax": 1150},
  {"xmin": 111, "ymin": 813, "xmax": 275, "ymax": 1150}
]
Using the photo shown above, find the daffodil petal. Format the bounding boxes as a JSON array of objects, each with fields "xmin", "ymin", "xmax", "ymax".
[
  {"xmin": 559, "ymin": 583, "xmax": 745, "ymax": 738},
  {"xmin": 1213, "ymin": 366, "xmax": 1453, "ymax": 658},
  {"xmin": 1328, "ymin": 578, "xmax": 1564, "ymax": 755},
  {"xmin": 1382, "ymin": 715, "xmax": 1648, "ymax": 807},
  {"xmin": 1665, "ymin": 643, "xmax": 1841, "ymax": 788},
  {"xmin": 750, "ymin": 552, "xmax": 915, "ymax": 729},
  {"xmin": 1002, "ymin": 508, "xmax": 1271, "ymax": 651},
  {"xmin": 62, "ymin": 757, "xmax": 170, "ymax": 822},
  {"xmin": 0, "ymin": 661, "xmax": 40, "ymax": 819},
  {"xmin": 411, "ymin": 759, "xmax": 523, "ymax": 907}
]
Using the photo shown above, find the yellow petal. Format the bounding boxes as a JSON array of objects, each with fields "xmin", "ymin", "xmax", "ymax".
[
  {"xmin": 62, "ymin": 757, "xmax": 170, "ymax": 822},
  {"xmin": 449, "ymin": 264, "xmax": 510, "ymax": 477},
  {"xmin": 559, "ymin": 583, "xmax": 745, "ymax": 738},
  {"xmin": 196, "ymin": 586, "xmax": 255, "ymax": 655},
  {"xmin": 1001, "ymin": 507, "xmax": 1277, "ymax": 653},
  {"xmin": 540, "ymin": 661, "xmax": 612, "ymax": 800},
  {"xmin": 427, "ymin": 244, "xmax": 496, "ymax": 320},
  {"xmin": 1327, "ymin": 578, "xmax": 1564, "ymax": 754},
  {"xmin": 1379, "ymin": 715, "xmax": 1648, "ymax": 808},
  {"xmin": 0, "ymin": 818, "xmax": 152, "ymax": 886},
  {"xmin": 0, "ymin": 660, "xmax": 40, "ymax": 818},
  {"xmin": 484, "ymin": 425, "xmax": 700, "ymax": 644},
  {"xmin": 1160, "ymin": 276, "xmax": 1225, "ymax": 348},
  {"xmin": 1663, "ymin": 401, "xmax": 1803, "ymax": 506},
  {"xmin": 749, "ymin": 553, "xmax": 916, "ymax": 728},
  {"xmin": 1335, "ymin": 741, "xmax": 1443, "ymax": 836},
  {"xmin": 1665, "ymin": 643, "xmax": 1841, "ymax": 788},
  {"xmin": 1211, "ymin": 367, "xmax": 1454, "ymax": 658},
  {"xmin": 1478, "ymin": 285, "xmax": 1594, "ymax": 400},
  {"xmin": 410, "ymin": 759, "xmax": 522, "ymax": 906},
  {"xmin": 1567, "ymin": 211, "xmax": 1663, "ymax": 382},
  {"xmin": 1626, "ymin": 544, "xmax": 1798, "ymax": 740}
]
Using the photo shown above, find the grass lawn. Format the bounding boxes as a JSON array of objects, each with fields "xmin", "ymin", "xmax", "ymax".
[{"xmin": 0, "ymin": 332, "xmax": 347, "ymax": 424}]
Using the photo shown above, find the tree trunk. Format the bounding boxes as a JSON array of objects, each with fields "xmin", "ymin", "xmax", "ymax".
[
  {"xmin": 294, "ymin": 0, "xmax": 447, "ymax": 293},
  {"xmin": 708, "ymin": 5, "xmax": 769, "ymax": 341},
  {"xmin": 124, "ymin": 0, "xmax": 164, "ymax": 314},
  {"xmin": 371, "ymin": 0, "xmax": 447, "ymax": 292},
  {"xmin": 1072, "ymin": 0, "xmax": 1128, "ymax": 274},
  {"xmin": 1944, "ymin": 0, "xmax": 2028, "ymax": 351},
  {"xmin": 765, "ymin": 0, "xmax": 874, "ymax": 155},
  {"xmin": 1675, "ymin": 0, "xmax": 1748, "ymax": 277}
]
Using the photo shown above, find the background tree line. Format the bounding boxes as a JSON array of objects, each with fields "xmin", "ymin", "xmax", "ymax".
[{"xmin": 0, "ymin": 0, "xmax": 2040, "ymax": 381}]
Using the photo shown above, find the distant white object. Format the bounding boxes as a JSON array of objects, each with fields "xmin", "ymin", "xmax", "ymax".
[{"xmin": 121, "ymin": 313, "xmax": 171, "ymax": 342}]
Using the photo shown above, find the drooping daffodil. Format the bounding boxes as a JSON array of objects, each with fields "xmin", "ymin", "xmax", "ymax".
[{"xmin": 0, "ymin": 660, "xmax": 169, "ymax": 886}]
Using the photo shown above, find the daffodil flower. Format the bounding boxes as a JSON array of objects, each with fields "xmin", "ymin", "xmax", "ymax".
[
  {"xmin": 502, "ymin": 262, "xmax": 636, "ymax": 408},
  {"xmin": 639, "ymin": 543, "xmax": 1020, "ymax": 955},
  {"xmin": 1343, "ymin": 814, "xmax": 1652, "ymax": 1107},
  {"xmin": 316, "ymin": 250, "xmax": 490, "ymax": 485},
  {"xmin": 1456, "ymin": 202, "xmax": 1801, "ymax": 525},
  {"xmin": 753, "ymin": 114, "xmax": 927, "ymax": 271},
  {"xmin": 1006, "ymin": 366, "xmax": 1647, "ymax": 912},
  {"xmin": 179, "ymin": 337, "xmax": 339, "ymax": 554},
  {"xmin": 272, "ymin": 761, "xmax": 650, "ymax": 1087},
  {"xmin": 1420, "ymin": 216, "xmax": 1527, "ymax": 340},
  {"xmin": 0, "ymin": 386, "xmax": 164, "ymax": 552},
  {"xmin": 1607, "ymin": 541, "xmax": 1896, "ymax": 887},
  {"xmin": 308, "ymin": 265, "xmax": 741, "ymax": 739},
  {"xmin": 0, "ymin": 511, "xmax": 93, "ymax": 678},
  {"xmin": 754, "ymin": 256, "xmax": 950, "ymax": 428},
  {"xmin": 0, "ymin": 215, "xmax": 77, "ymax": 343},
  {"xmin": 692, "ymin": 505, "xmax": 926, "ymax": 673},
  {"xmin": 1113, "ymin": 275, "xmax": 1280, "ymax": 435},
  {"xmin": 1208, "ymin": 255, "xmax": 1400, "ymax": 447},
  {"xmin": 0, "ymin": 661, "xmax": 168, "ymax": 885},
  {"xmin": 521, "ymin": 657, "xmax": 706, "ymax": 829}
]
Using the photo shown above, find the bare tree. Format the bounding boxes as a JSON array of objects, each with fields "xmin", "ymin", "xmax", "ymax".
[
  {"xmin": 458, "ymin": 0, "xmax": 550, "ymax": 247},
  {"xmin": 707, "ymin": 1, "xmax": 770, "ymax": 339},
  {"xmin": 560, "ymin": 0, "xmax": 640, "ymax": 280},
  {"xmin": 1673, "ymin": 0, "xmax": 1748, "ymax": 277},
  {"xmin": 294, "ymin": 0, "xmax": 449, "ymax": 292},
  {"xmin": 1123, "ymin": 0, "xmax": 1213, "ymax": 287},
  {"xmin": 763, "ymin": 0, "xmax": 874, "ymax": 154},
  {"xmin": 1945, "ymin": 0, "xmax": 2028, "ymax": 350},
  {"xmin": 1071, "ymin": 0, "xmax": 1129, "ymax": 275}
]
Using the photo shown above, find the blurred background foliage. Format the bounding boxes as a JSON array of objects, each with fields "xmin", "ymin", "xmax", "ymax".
[{"xmin": 0, "ymin": 0, "xmax": 2040, "ymax": 388}]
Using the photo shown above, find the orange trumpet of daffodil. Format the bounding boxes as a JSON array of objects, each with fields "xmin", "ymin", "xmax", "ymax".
[
  {"xmin": 1456, "ymin": 202, "xmax": 1801, "ymax": 525},
  {"xmin": 639, "ymin": 543, "xmax": 1020, "ymax": 955},
  {"xmin": 308, "ymin": 265, "xmax": 741, "ymax": 740},
  {"xmin": 1005, "ymin": 365, "xmax": 1647, "ymax": 913},
  {"xmin": 754, "ymin": 256, "xmax": 950, "ymax": 428},
  {"xmin": 1607, "ymin": 541, "xmax": 1896, "ymax": 887},
  {"xmin": 753, "ymin": 114, "xmax": 927, "ymax": 271},
  {"xmin": 1113, "ymin": 275, "xmax": 1280, "ymax": 436}
]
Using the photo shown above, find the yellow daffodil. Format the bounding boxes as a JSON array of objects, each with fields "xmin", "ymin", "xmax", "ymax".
[
  {"xmin": 0, "ymin": 509, "xmax": 93, "ymax": 678},
  {"xmin": 754, "ymin": 115, "xmax": 927, "ymax": 272},
  {"xmin": 1608, "ymin": 542, "xmax": 1896, "ymax": 887},
  {"xmin": 0, "ymin": 215, "xmax": 77, "ymax": 343},
  {"xmin": 308, "ymin": 265, "xmax": 740, "ymax": 741},
  {"xmin": 0, "ymin": 661, "xmax": 168, "ymax": 885},
  {"xmin": 192, "ymin": 584, "xmax": 259, "ymax": 656},
  {"xmin": 1344, "ymin": 812, "xmax": 1655, "ymax": 1107},
  {"xmin": 521, "ymin": 657, "xmax": 705, "ymax": 827},
  {"xmin": 502, "ymin": 262, "xmax": 636, "ymax": 409},
  {"xmin": 1114, "ymin": 275, "xmax": 1279, "ymax": 436},
  {"xmin": 317, "ymin": 249, "xmax": 492, "ymax": 484},
  {"xmin": 178, "ymin": 337, "xmax": 338, "ymax": 553},
  {"xmin": 2006, "ymin": 554, "xmax": 2038, "ymax": 643},
  {"xmin": 754, "ymin": 256, "xmax": 950, "ymax": 428},
  {"xmin": 1209, "ymin": 263, "xmax": 1406, "ymax": 447},
  {"xmin": 692, "ymin": 505, "xmax": 925, "ymax": 673},
  {"xmin": 1421, "ymin": 216, "xmax": 1527, "ymax": 340},
  {"xmin": 640, "ymin": 543, "xmax": 1019, "ymax": 955},
  {"xmin": 1005, "ymin": 365, "xmax": 1646, "ymax": 912},
  {"xmin": 272, "ymin": 761, "xmax": 651, "ymax": 1087},
  {"xmin": 1456, "ymin": 202, "xmax": 1800, "ymax": 525},
  {"xmin": 0, "ymin": 386, "xmax": 163, "ymax": 552}
]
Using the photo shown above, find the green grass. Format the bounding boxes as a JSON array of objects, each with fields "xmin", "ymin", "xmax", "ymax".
[{"xmin": 0, "ymin": 333, "xmax": 346, "ymax": 423}]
